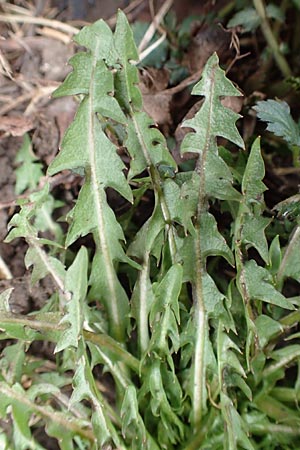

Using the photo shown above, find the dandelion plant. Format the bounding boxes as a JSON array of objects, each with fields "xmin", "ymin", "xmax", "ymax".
[{"xmin": 1, "ymin": 10, "xmax": 300, "ymax": 450}]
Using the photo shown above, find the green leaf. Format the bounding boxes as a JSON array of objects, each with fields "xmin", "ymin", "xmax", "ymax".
[
  {"xmin": 113, "ymin": 10, "xmax": 142, "ymax": 112},
  {"xmin": 128, "ymin": 203, "xmax": 166, "ymax": 356},
  {"xmin": 255, "ymin": 315, "xmax": 283, "ymax": 348},
  {"xmin": 227, "ymin": 7, "xmax": 261, "ymax": 32},
  {"xmin": 221, "ymin": 392, "xmax": 254, "ymax": 450},
  {"xmin": 47, "ymin": 16, "xmax": 136, "ymax": 341},
  {"xmin": 112, "ymin": 11, "xmax": 179, "ymax": 272},
  {"xmin": 0, "ymin": 383, "xmax": 44, "ymax": 450},
  {"xmin": 181, "ymin": 53, "xmax": 244, "ymax": 155},
  {"xmin": 14, "ymin": 134, "xmax": 43, "ymax": 194},
  {"xmin": 241, "ymin": 212, "xmax": 270, "ymax": 263},
  {"xmin": 149, "ymin": 264, "xmax": 182, "ymax": 361},
  {"xmin": 187, "ymin": 318, "xmax": 218, "ymax": 418},
  {"xmin": 6, "ymin": 184, "xmax": 52, "ymax": 242},
  {"xmin": 121, "ymin": 385, "xmax": 150, "ymax": 449},
  {"xmin": 273, "ymin": 194, "xmax": 300, "ymax": 220},
  {"xmin": 0, "ymin": 313, "xmax": 41, "ymax": 341},
  {"xmin": 130, "ymin": 257, "xmax": 155, "ymax": 356},
  {"xmin": 128, "ymin": 203, "xmax": 165, "ymax": 262},
  {"xmin": 55, "ymin": 247, "xmax": 88, "ymax": 352},
  {"xmin": 254, "ymin": 394, "xmax": 300, "ymax": 426},
  {"xmin": 75, "ymin": 19, "xmax": 117, "ymax": 61},
  {"xmin": 126, "ymin": 112, "xmax": 176, "ymax": 179},
  {"xmin": 267, "ymin": 344, "xmax": 300, "ymax": 370},
  {"xmin": 205, "ymin": 150, "xmax": 242, "ymax": 201},
  {"xmin": 56, "ymin": 58, "xmax": 126, "ymax": 124},
  {"xmin": 268, "ymin": 235, "xmax": 282, "ymax": 274},
  {"xmin": 217, "ymin": 325, "xmax": 246, "ymax": 381},
  {"xmin": 200, "ymin": 212, "xmax": 234, "ymax": 265},
  {"xmin": 33, "ymin": 194, "xmax": 64, "ymax": 242},
  {"xmin": 88, "ymin": 341, "xmax": 131, "ymax": 390},
  {"xmin": 139, "ymin": 360, "xmax": 185, "ymax": 447},
  {"xmin": 53, "ymin": 19, "xmax": 117, "ymax": 95},
  {"xmin": 227, "ymin": 4, "xmax": 284, "ymax": 32},
  {"xmin": 265, "ymin": 3, "xmax": 285, "ymax": 23},
  {"xmin": 4, "ymin": 184, "xmax": 66, "ymax": 290},
  {"xmin": 202, "ymin": 272, "xmax": 228, "ymax": 317},
  {"xmin": 25, "ymin": 245, "xmax": 65, "ymax": 287},
  {"xmin": 48, "ymin": 100, "xmax": 131, "ymax": 201},
  {"xmin": 88, "ymin": 247, "xmax": 131, "ymax": 341},
  {"xmin": 0, "ymin": 311, "xmax": 63, "ymax": 343},
  {"xmin": 254, "ymin": 99, "xmax": 300, "ymax": 147},
  {"xmin": 242, "ymin": 137, "xmax": 267, "ymax": 205},
  {"xmin": 243, "ymin": 260, "xmax": 295, "ymax": 309},
  {"xmin": 162, "ymin": 175, "xmax": 197, "ymax": 235},
  {"xmin": 180, "ymin": 219, "xmax": 234, "ymax": 282},
  {"xmin": 278, "ymin": 226, "xmax": 300, "ymax": 284},
  {"xmin": 53, "ymin": 52, "xmax": 92, "ymax": 97},
  {"xmin": 1, "ymin": 342, "xmax": 26, "ymax": 384},
  {"xmin": 292, "ymin": 0, "xmax": 300, "ymax": 10},
  {"xmin": 70, "ymin": 353, "xmax": 121, "ymax": 449}
]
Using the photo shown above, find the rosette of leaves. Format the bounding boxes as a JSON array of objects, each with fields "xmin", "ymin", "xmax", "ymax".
[{"xmin": 2, "ymin": 10, "xmax": 300, "ymax": 450}]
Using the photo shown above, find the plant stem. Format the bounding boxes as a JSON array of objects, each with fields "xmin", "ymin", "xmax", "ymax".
[
  {"xmin": 182, "ymin": 409, "xmax": 217, "ymax": 449},
  {"xmin": 0, "ymin": 312, "xmax": 142, "ymax": 375},
  {"xmin": 280, "ymin": 309, "xmax": 300, "ymax": 327},
  {"xmin": 29, "ymin": 237, "xmax": 65, "ymax": 293},
  {"xmin": 271, "ymin": 387, "xmax": 300, "ymax": 403},
  {"xmin": 192, "ymin": 141, "xmax": 209, "ymax": 428},
  {"xmin": 137, "ymin": 253, "xmax": 151, "ymax": 355},
  {"xmin": 263, "ymin": 347, "xmax": 300, "ymax": 377},
  {"xmin": 84, "ymin": 331, "xmax": 144, "ymax": 375},
  {"xmin": 254, "ymin": 394, "xmax": 299, "ymax": 424},
  {"xmin": 249, "ymin": 423, "xmax": 300, "ymax": 435},
  {"xmin": 131, "ymin": 113, "xmax": 178, "ymax": 264},
  {"xmin": 0, "ymin": 382, "xmax": 95, "ymax": 442},
  {"xmin": 191, "ymin": 225, "xmax": 206, "ymax": 427},
  {"xmin": 253, "ymin": 0, "xmax": 292, "ymax": 78},
  {"xmin": 89, "ymin": 49, "xmax": 126, "ymax": 342}
]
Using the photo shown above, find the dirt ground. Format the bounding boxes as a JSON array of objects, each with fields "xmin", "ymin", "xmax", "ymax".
[{"xmin": 0, "ymin": 0, "xmax": 299, "ymax": 333}]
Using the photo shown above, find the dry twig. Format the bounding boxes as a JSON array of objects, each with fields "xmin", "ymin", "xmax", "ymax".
[{"xmin": 138, "ymin": 0, "xmax": 173, "ymax": 61}]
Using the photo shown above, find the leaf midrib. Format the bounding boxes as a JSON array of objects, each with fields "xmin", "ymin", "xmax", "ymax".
[{"xmin": 88, "ymin": 44, "xmax": 123, "ymax": 341}]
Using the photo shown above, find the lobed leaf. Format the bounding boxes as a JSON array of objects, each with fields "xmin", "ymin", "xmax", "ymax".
[
  {"xmin": 47, "ymin": 14, "xmax": 137, "ymax": 341},
  {"xmin": 181, "ymin": 52, "xmax": 244, "ymax": 155},
  {"xmin": 277, "ymin": 225, "xmax": 300, "ymax": 284},
  {"xmin": 254, "ymin": 99, "xmax": 300, "ymax": 147},
  {"xmin": 205, "ymin": 150, "xmax": 242, "ymax": 201},
  {"xmin": 242, "ymin": 137, "xmax": 267, "ymax": 205},
  {"xmin": 221, "ymin": 392, "xmax": 254, "ymax": 450},
  {"xmin": 139, "ymin": 360, "xmax": 185, "ymax": 447},
  {"xmin": 120, "ymin": 386, "xmax": 157, "ymax": 449},
  {"xmin": 55, "ymin": 247, "xmax": 88, "ymax": 352},
  {"xmin": 14, "ymin": 134, "xmax": 43, "ymax": 194},
  {"xmin": 130, "ymin": 258, "xmax": 154, "ymax": 356},
  {"xmin": 126, "ymin": 112, "xmax": 175, "ymax": 179},
  {"xmin": 243, "ymin": 260, "xmax": 295, "ymax": 309},
  {"xmin": 149, "ymin": 264, "xmax": 182, "ymax": 362},
  {"xmin": 241, "ymin": 212, "xmax": 270, "ymax": 263},
  {"xmin": 162, "ymin": 175, "xmax": 197, "ymax": 235},
  {"xmin": 70, "ymin": 353, "xmax": 122, "ymax": 449},
  {"xmin": 113, "ymin": 11, "xmax": 142, "ymax": 112}
]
